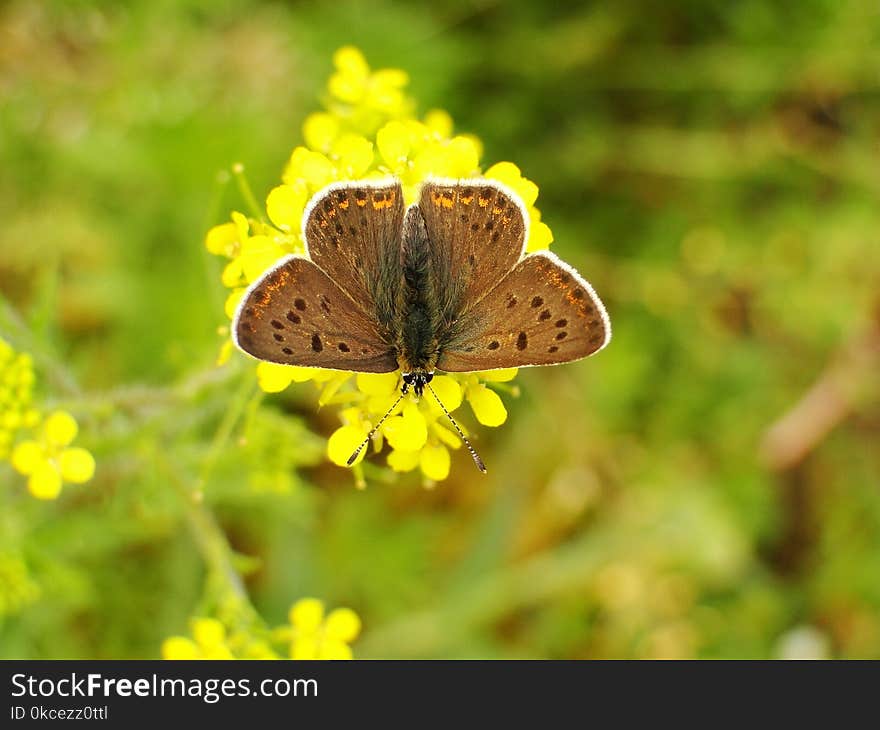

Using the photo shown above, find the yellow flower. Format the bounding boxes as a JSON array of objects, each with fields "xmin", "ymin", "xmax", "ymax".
[
  {"xmin": 0, "ymin": 337, "xmax": 39, "ymax": 460},
  {"xmin": 284, "ymin": 598, "xmax": 361, "ymax": 660},
  {"xmin": 204, "ymin": 46, "xmax": 555, "ymax": 485},
  {"xmin": 162, "ymin": 618, "xmax": 235, "ymax": 660},
  {"xmin": 10, "ymin": 410, "xmax": 95, "ymax": 500}
]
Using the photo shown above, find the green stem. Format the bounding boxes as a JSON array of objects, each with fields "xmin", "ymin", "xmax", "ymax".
[
  {"xmin": 231, "ymin": 163, "xmax": 265, "ymax": 221},
  {"xmin": 196, "ymin": 376, "xmax": 262, "ymax": 496}
]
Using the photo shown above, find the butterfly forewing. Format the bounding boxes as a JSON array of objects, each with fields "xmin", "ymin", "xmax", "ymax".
[
  {"xmin": 303, "ymin": 180, "xmax": 405, "ymax": 335},
  {"xmin": 437, "ymin": 251, "xmax": 610, "ymax": 371},
  {"xmin": 233, "ymin": 256, "xmax": 398, "ymax": 372},
  {"xmin": 418, "ymin": 180, "xmax": 526, "ymax": 323}
]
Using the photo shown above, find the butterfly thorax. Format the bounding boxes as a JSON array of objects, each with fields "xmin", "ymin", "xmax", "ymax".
[{"xmin": 395, "ymin": 206, "xmax": 441, "ymax": 374}]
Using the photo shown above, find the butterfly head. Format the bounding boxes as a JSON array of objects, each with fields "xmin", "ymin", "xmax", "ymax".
[{"xmin": 401, "ymin": 371, "xmax": 433, "ymax": 397}]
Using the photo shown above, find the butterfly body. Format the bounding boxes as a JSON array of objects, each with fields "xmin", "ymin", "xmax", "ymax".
[
  {"xmin": 395, "ymin": 206, "xmax": 442, "ymax": 376},
  {"xmin": 232, "ymin": 176, "xmax": 610, "ymax": 388}
]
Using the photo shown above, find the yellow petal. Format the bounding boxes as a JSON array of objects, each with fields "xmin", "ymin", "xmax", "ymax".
[
  {"xmin": 484, "ymin": 161, "xmax": 539, "ymax": 208},
  {"xmin": 28, "ymin": 462, "xmax": 62, "ymax": 500},
  {"xmin": 387, "ymin": 448, "xmax": 420, "ymax": 472},
  {"xmin": 371, "ymin": 68, "xmax": 408, "ymax": 88},
  {"xmin": 10, "ymin": 440, "xmax": 42, "ymax": 476},
  {"xmin": 331, "ymin": 134, "xmax": 374, "ymax": 178},
  {"xmin": 266, "ymin": 184, "xmax": 307, "ymax": 231},
  {"xmin": 324, "ymin": 608, "xmax": 362, "ymax": 642},
  {"xmin": 383, "ymin": 402, "xmax": 427, "ymax": 452},
  {"xmin": 356, "ymin": 372, "xmax": 399, "ymax": 396},
  {"xmin": 423, "ymin": 109, "xmax": 453, "ymax": 138},
  {"xmin": 283, "ymin": 147, "xmax": 336, "ymax": 189},
  {"xmin": 288, "ymin": 366, "xmax": 331, "ymax": 383},
  {"xmin": 420, "ymin": 443, "xmax": 451, "ymax": 481},
  {"xmin": 192, "ymin": 618, "xmax": 226, "ymax": 648},
  {"xmin": 239, "ymin": 235, "xmax": 285, "ymax": 282},
  {"xmin": 224, "ymin": 288, "xmax": 246, "ymax": 320},
  {"xmin": 58, "ymin": 447, "xmax": 95, "ymax": 484},
  {"xmin": 468, "ymin": 385, "xmax": 508, "ymax": 427},
  {"xmin": 376, "ymin": 120, "xmax": 411, "ymax": 167},
  {"xmin": 232, "ymin": 211, "xmax": 250, "ymax": 241},
  {"xmin": 302, "ymin": 112, "xmax": 340, "ymax": 153},
  {"xmin": 161, "ymin": 637, "xmax": 200, "ymax": 660},
  {"xmin": 256, "ymin": 362, "xmax": 294, "ymax": 393},
  {"xmin": 205, "ymin": 222, "xmax": 239, "ymax": 256},
  {"xmin": 44, "ymin": 410, "xmax": 78, "ymax": 446},
  {"xmin": 289, "ymin": 598, "xmax": 325, "ymax": 632},
  {"xmin": 446, "ymin": 136, "xmax": 480, "ymax": 176},
  {"xmin": 333, "ymin": 46, "xmax": 369, "ymax": 77},
  {"xmin": 474, "ymin": 368, "xmax": 518, "ymax": 382},
  {"xmin": 203, "ymin": 644, "xmax": 234, "ymax": 660},
  {"xmin": 424, "ymin": 375, "xmax": 462, "ymax": 415},
  {"xmin": 290, "ymin": 636, "xmax": 319, "ymax": 660},
  {"xmin": 328, "ymin": 424, "xmax": 369, "ymax": 467},
  {"xmin": 431, "ymin": 422, "xmax": 463, "ymax": 450},
  {"xmin": 220, "ymin": 258, "xmax": 243, "ymax": 288},
  {"xmin": 317, "ymin": 640, "xmax": 353, "ymax": 660},
  {"xmin": 527, "ymin": 219, "xmax": 554, "ymax": 252},
  {"xmin": 215, "ymin": 339, "xmax": 234, "ymax": 366}
]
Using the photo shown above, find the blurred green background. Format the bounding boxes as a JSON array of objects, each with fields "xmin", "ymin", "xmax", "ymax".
[{"xmin": 2, "ymin": 0, "xmax": 880, "ymax": 658}]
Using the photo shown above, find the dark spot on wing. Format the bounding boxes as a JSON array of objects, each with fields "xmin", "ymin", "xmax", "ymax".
[
  {"xmin": 548, "ymin": 345, "xmax": 559, "ymax": 354},
  {"xmin": 506, "ymin": 295, "xmax": 517, "ymax": 309},
  {"xmin": 311, "ymin": 334, "xmax": 323, "ymax": 352},
  {"xmin": 282, "ymin": 347, "xmax": 293, "ymax": 355},
  {"xmin": 487, "ymin": 341, "xmax": 500, "ymax": 350},
  {"xmin": 273, "ymin": 333, "xmax": 284, "ymax": 342},
  {"xmin": 555, "ymin": 319, "xmax": 567, "ymax": 328},
  {"xmin": 531, "ymin": 296, "xmax": 544, "ymax": 308},
  {"xmin": 556, "ymin": 331, "xmax": 568, "ymax": 341},
  {"xmin": 270, "ymin": 319, "xmax": 284, "ymax": 329},
  {"xmin": 516, "ymin": 332, "xmax": 528, "ymax": 350},
  {"xmin": 286, "ymin": 311, "xmax": 301, "ymax": 324},
  {"xmin": 294, "ymin": 298, "xmax": 307, "ymax": 311},
  {"xmin": 539, "ymin": 309, "xmax": 551, "ymax": 321},
  {"xmin": 573, "ymin": 288, "xmax": 584, "ymax": 299},
  {"xmin": 338, "ymin": 342, "xmax": 350, "ymax": 352}
]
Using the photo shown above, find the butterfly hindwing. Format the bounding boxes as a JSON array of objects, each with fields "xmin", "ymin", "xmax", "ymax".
[
  {"xmin": 233, "ymin": 255, "xmax": 398, "ymax": 373},
  {"xmin": 418, "ymin": 179, "xmax": 527, "ymax": 325},
  {"xmin": 437, "ymin": 251, "xmax": 610, "ymax": 371},
  {"xmin": 303, "ymin": 180, "xmax": 405, "ymax": 336}
]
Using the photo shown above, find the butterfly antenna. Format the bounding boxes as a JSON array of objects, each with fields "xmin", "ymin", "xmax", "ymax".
[
  {"xmin": 425, "ymin": 382, "xmax": 487, "ymax": 474},
  {"xmin": 346, "ymin": 392, "xmax": 406, "ymax": 466}
]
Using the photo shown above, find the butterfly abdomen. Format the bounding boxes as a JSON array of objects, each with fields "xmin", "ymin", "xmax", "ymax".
[{"xmin": 397, "ymin": 206, "xmax": 440, "ymax": 372}]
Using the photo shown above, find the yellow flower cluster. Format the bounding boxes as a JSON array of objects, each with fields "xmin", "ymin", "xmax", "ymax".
[
  {"xmin": 161, "ymin": 598, "xmax": 361, "ymax": 660},
  {"xmin": 206, "ymin": 46, "xmax": 552, "ymax": 483},
  {"xmin": 1, "ymin": 337, "xmax": 95, "ymax": 500},
  {"xmin": 0, "ymin": 338, "xmax": 39, "ymax": 460}
]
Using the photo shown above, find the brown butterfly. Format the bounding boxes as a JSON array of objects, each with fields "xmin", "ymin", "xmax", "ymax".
[{"xmin": 232, "ymin": 177, "xmax": 610, "ymax": 471}]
